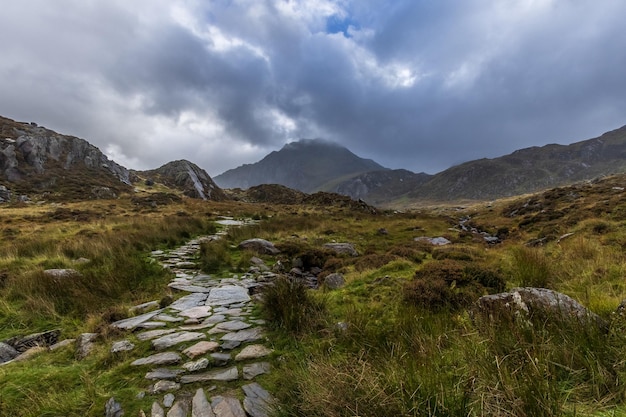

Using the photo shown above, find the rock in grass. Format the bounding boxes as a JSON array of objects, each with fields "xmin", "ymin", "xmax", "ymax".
[
  {"xmin": 323, "ymin": 242, "xmax": 358, "ymax": 256},
  {"xmin": 180, "ymin": 366, "xmax": 239, "ymax": 384},
  {"xmin": 105, "ymin": 397, "xmax": 124, "ymax": 417},
  {"xmin": 111, "ymin": 340, "xmax": 135, "ymax": 353},
  {"xmin": 238, "ymin": 239, "xmax": 280, "ymax": 255},
  {"xmin": 183, "ymin": 341, "xmax": 220, "ymax": 359},
  {"xmin": 0, "ymin": 342, "xmax": 18, "ymax": 363},
  {"xmin": 75, "ymin": 333, "xmax": 98, "ymax": 360},
  {"xmin": 474, "ymin": 287, "xmax": 609, "ymax": 331},
  {"xmin": 323, "ymin": 273, "xmax": 345, "ymax": 290},
  {"xmin": 151, "ymin": 331, "xmax": 206, "ymax": 350},
  {"xmin": 235, "ymin": 345, "xmax": 273, "ymax": 361},
  {"xmin": 151, "ymin": 380, "xmax": 181, "ymax": 394},
  {"xmin": 211, "ymin": 396, "xmax": 246, "ymax": 417},
  {"xmin": 242, "ymin": 383, "xmax": 275, "ymax": 417},
  {"xmin": 192, "ymin": 388, "xmax": 214, "ymax": 417},
  {"xmin": 151, "ymin": 402, "xmax": 165, "ymax": 417},
  {"xmin": 243, "ymin": 362, "xmax": 271, "ymax": 380}
]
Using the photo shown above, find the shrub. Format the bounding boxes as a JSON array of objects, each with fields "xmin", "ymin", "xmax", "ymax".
[
  {"xmin": 260, "ymin": 277, "xmax": 326, "ymax": 334},
  {"xmin": 510, "ymin": 246, "xmax": 552, "ymax": 287},
  {"xmin": 199, "ymin": 240, "xmax": 232, "ymax": 273}
]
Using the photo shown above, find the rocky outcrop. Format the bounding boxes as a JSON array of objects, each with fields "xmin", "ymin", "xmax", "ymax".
[
  {"xmin": 139, "ymin": 160, "xmax": 227, "ymax": 201},
  {"xmin": 0, "ymin": 116, "xmax": 131, "ymax": 201},
  {"xmin": 474, "ymin": 287, "xmax": 608, "ymax": 331}
]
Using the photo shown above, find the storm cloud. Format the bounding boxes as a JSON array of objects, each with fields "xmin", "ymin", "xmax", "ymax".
[{"xmin": 1, "ymin": 0, "xmax": 625, "ymax": 175}]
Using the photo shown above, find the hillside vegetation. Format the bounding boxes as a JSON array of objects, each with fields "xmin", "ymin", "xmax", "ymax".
[{"xmin": 1, "ymin": 174, "xmax": 626, "ymax": 415}]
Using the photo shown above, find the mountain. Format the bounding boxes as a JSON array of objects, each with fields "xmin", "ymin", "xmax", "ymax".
[
  {"xmin": 0, "ymin": 116, "xmax": 131, "ymax": 201},
  {"xmin": 214, "ymin": 139, "xmax": 385, "ymax": 193},
  {"xmin": 137, "ymin": 160, "xmax": 227, "ymax": 201},
  {"xmin": 405, "ymin": 124, "xmax": 626, "ymax": 202},
  {"xmin": 0, "ymin": 115, "xmax": 227, "ymax": 202}
]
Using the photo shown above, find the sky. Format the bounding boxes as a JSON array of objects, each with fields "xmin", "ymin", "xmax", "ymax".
[{"xmin": 1, "ymin": 0, "xmax": 626, "ymax": 176}]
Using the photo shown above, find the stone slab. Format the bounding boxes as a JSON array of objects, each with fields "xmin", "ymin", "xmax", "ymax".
[
  {"xmin": 206, "ymin": 286, "xmax": 250, "ymax": 306},
  {"xmin": 152, "ymin": 332, "xmax": 206, "ymax": 350},
  {"xmin": 180, "ymin": 366, "xmax": 239, "ymax": 384}
]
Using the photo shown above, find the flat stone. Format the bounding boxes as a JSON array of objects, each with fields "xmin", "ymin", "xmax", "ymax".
[
  {"xmin": 238, "ymin": 239, "xmax": 280, "ymax": 255},
  {"xmin": 0, "ymin": 342, "xmax": 18, "ymax": 363},
  {"xmin": 49, "ymin": 339, "xmax": 76, "ymax": 351},
  {"xmin": 169, "ymin": 283, "xmax": 212, "ymax": 293},
  {"xmin": 154, "ymin": 314, "xmax": 185, "ymax": 323},
  {"xmin": 176, "ymin": 261, "xmax": 197, "ymax": 269},
  {"xmin": 183, "ymin": 341, "xmax": 220, "ymax": 359},
  {"xmin": 152, "ymin": 332, "xmax": 206, "ymax": 350},
  {"xmin": 111, "ymin": 340, "xmax": 135, "ymax": 353},
  {"xmin": 111, "ymin": 309, "xmax": 164, "ymax": 330},
  {"xmin": 221, "ymin": 327, "xmax": 264, "ymax": 344},
  {"xmin": 203, "ymin": 314, "xmax": 227, "ymax": 324},
  {"xmin": 210, "ymin": 352, "xmax": 231, "ymax": 366},
  {"xmin": 151, "ymin": 402, "xmax": 165, "ymax": 417},
  {"xmin": 167, "ymin": 399, "xmax": 190, "ymax": 417},
  {"xmin": 151, "ymin": 380, "xmax": 181, "ymax": 394},
  {"xmin": 179, "ymin": 322, "xmax": 215, "ymax": 331},
  {"xmin": 129, "ymin": 300, "xmax": 160, "ymax": 314},
  {"xmin": 179, "ymin": 306, "xmax": 213, "ymax": 319},
  {"xmin": 213, "ymin": 320, "xmax": 251, "ymax": 332},
  {"xmin": 323, "ymin": 242, "xmax": 358, "ymax": 256},
  {"xmin": 145, "ymin": 368, "xmax": 185, "ymax": 380},
  {"xmin": 131, "ymin": 352, "xmax": 182, "ymax": 366},
  {"xmin": 235, "ymin": 345, "xmax": 273, "ymax": 361},
  {"xmin": 136, "ymin": 321, "xmax": 168, "ymax": 330},
  {"xmin": 243, "ymin": 362, "xmax": 271, "ymax": 380},
  {"xmin": 182, "ymin": 357, "xmax": 210, "ymax": 372},
  {"xmin": 169, "ymin": 293, "xmax": 209, "ymax": 311},
  {"xmin": 164, "ymin": 393, "xmax": 176, "ymax": 407},
  {"xmin": 76, "ymin": 333, "xmax": 98, "ymax": 360},
  {"xmin": 180, "ymin": 366, "xmax": 239, "ymax": 384},
  {"xmin": 206, "ymin": 286, "xmax": 250, "ymax": 307},
  {"xmin": 414, "ymin": 236, "xmax": 452, "ymax": 246},
  {"xmin": 192, "ymin": 388, "xmax": 215, "ymax": 417},
  {"xmin": 218, "ymin": 308, "xmax": 246, "ymax": 317},
  {"xmin": 137, "ymin": 329, "xmax": 177, "ymax": 341},
  {"xmin": 220, "ymin": 340, "xmax": 241, "ymax": 350},
  {"xmin": 242, "ymin": 383, "xmax": 275, "ymax": 417},
  {"xmin": 211, "ymin": 396, "xmax": 246, "ymax": 417}
]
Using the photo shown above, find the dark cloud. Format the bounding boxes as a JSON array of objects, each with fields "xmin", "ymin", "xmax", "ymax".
[{"xmin": 0, "ymin": 1, "xmax": 625, "ymax": 176}]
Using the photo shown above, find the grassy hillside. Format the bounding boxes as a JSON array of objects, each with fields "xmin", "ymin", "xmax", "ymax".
[{"xmin": 1, "ymin": 174, "xmax": 626, "ymax": 415}]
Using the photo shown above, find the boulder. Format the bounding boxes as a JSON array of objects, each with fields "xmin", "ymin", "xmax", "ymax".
[
  {"xmin": 474, "ymin": 287, "xmax": 608, "ymax": 331},
  {"xmin": 323, "ymin": 243, "xmax": 358, "ymax": 256},
  {"xmin": 76, "ymin": 333, "xmax": 98, "ymax": 359},
  {"xmin": 323, "ymin": 273, "xmax": 345, "ymax": 290},
  {"xmin": 238, "ymin": 239, "xmax": 280, "ymax": 255},
  {"xmin": 5, "ymin": 329, "xmax": 61, "ymax": 352},
  {"xmin": 414, "ymin": 237, "xmax": 451, "ymax": 246},
  {"xmin": 0, "ymin": 342, "xmax": 19, "ymax": 363}
]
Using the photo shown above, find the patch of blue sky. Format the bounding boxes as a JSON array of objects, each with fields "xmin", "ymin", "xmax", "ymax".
[{"xmin": 325, "ymin": 14, "xmax": 360, "ymax": 37}]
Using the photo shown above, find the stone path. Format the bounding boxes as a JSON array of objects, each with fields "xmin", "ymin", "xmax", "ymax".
[{"xmin": 109, "ymin": 221, "xmax": 278, "ymax": 417}]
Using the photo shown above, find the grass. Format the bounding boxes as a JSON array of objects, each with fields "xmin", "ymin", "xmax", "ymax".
[{"xmin": 4, "ymin": 175, "xmax": 626, "ymax": 415}]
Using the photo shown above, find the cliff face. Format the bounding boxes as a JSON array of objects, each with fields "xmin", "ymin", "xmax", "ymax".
[
  {"xmin": 0, "ymin": 116, "xmax": 131, "ymax": 200},
  {"xmin": 139, "ymin": 160, "xmax": 227, "ymax": 201}
]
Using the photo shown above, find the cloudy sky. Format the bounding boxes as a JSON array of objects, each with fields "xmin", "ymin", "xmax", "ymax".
[{"xmin": 1, "ymin": 1, "xmax": 626, "ymax": 176}]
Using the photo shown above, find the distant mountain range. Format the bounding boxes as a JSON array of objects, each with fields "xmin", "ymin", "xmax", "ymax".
[
  {"xmin": 215, "ymin": 126, "xmax": 626, "ymax": 205},
  {"xmin": 2, "ymin": 114, "xmax": 626, "ymax": 206}
]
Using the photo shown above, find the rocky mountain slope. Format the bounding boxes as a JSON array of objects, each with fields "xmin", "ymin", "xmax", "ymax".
[
  {"xmin": 214, "ymin": 139, "xmax": 385, "ymax": 193},
  {"xmin": 406, "ymin": 124, "xmax": 626, "ymax": 202},
  {"xmin": 0, "ymin": 116, "xmax": 132, "ymax": 201},
  {"xmin": 332, "ymin": 169, "xmax": 432, "ymax": 205},
  {"xmin": 137, "ymin": 160, "xmax": 227, "ymax": 201}
]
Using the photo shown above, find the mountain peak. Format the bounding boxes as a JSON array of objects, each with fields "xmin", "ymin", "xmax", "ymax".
[{"xmin": 214, "ymin": 138, "xmax": 385, "ymax": 193}]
